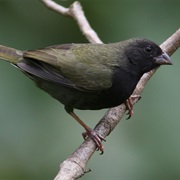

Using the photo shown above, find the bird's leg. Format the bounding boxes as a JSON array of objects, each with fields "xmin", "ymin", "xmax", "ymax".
[
  {"xmin": 125, "ymin": 98, "xmax": 133, "ymax": 119},
  {"xmin": 125, "ymin": 95, "xmax": 141, "ymax": 119},
  {"xmin": 68, "ymin": 111, "xmax": 105, "ymax": 154}
]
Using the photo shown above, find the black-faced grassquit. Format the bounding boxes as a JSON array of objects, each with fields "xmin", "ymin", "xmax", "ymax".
[{"xmin": 0, "ymin": 38, "xmax": 172, "ymax": 153}]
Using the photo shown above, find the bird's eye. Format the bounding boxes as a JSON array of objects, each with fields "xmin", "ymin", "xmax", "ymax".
[{"xmin": 145, "ymin": 45, "xmax": 153, "ymax": 53}]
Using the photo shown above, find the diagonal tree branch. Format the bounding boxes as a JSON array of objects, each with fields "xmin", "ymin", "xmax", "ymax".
[
  {"xmin": 54, "ymin": 29, "xmax": 180, "ymax": 180},
  {"xmin": 41, "ymin": 0, "xmax": 180, "ymax": 179}
]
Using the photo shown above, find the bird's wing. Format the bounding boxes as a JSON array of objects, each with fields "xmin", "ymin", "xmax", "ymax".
[{"xmin": 22, "ymin": 44, "xmax": 120, "ymax": 91}]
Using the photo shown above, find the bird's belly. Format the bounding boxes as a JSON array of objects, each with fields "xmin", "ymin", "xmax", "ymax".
[{"xmin": 36, "ymin": 79, "xmax": 127, "ymax": 110}]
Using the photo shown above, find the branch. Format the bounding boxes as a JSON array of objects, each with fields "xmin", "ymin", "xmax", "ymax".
[
  {"xmin": 54, "ymin": 29, "xmax": 180, "ymax": 180},
  {"xmin": 41, "ymin": 1, "xmax": 180, "ymax": 179},
  {"xmin": 41, "ymin": 0, "xmax": 102, "ymax": 44}
]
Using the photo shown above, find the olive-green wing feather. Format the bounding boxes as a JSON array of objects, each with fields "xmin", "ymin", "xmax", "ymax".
[{"xmin": 23, "ymin": 43, "xmax": 121, "ymax": 91}]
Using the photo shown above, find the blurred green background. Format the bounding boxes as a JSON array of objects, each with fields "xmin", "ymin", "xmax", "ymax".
[{"xmin": 0, "ymin": 0, "xmax": 179, "ymax": 179}]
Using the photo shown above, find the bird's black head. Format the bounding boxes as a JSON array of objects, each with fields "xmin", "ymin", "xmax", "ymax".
[{"xmin": 124, "ymin": 38, "xmax": 172, "ymax": 74}]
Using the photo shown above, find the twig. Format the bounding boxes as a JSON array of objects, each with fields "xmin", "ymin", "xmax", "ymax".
[
  {"xmin": 41, "ymin": 0, "xmax": 102, "ymax": 44},
  {"xmin": 41, "ymin": 1, "xmax": 180, "ymax": 179}
]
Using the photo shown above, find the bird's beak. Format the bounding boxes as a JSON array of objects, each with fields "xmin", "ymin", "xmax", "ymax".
[{"xmin": 154, "ymin": 52, "xmax": 173, "ymax": 65}]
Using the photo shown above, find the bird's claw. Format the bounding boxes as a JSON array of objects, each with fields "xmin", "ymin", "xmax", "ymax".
[
  {"xmin": 82, "ymin": 130, "xmax": 106, "ymax": 154},
  {"xmin": 125, "ymin": 95, "xmax": 141, "ymax": 119}
]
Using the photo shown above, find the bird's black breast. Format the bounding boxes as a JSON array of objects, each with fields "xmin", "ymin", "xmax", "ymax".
[{"xmin": 100, "ymin": 67, "xmax": 142, "ymax": 108}]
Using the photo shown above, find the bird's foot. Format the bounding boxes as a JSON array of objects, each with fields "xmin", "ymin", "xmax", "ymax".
[
  {"xmin": 125, "ymin": 95, "xmax": 141, "ymax": 119},
  {"xmin": 67, "ymin": 110, "xmax": 106, "ymax": 154},
  {"xmin": 82, "ymin": 128, "xmax": 106, "ymax": 154}
]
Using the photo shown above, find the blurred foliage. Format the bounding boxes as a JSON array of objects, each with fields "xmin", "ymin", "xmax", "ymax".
[{"xmin": 0, "ymin": 0, "xmax": 179, "ymax": 179}]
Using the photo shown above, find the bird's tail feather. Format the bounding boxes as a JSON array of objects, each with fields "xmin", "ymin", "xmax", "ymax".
[{"xmin": 0, "ymin": 45, "xmax": 23, "ymax": 64}]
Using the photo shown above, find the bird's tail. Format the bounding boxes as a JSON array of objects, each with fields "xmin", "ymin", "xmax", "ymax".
[{"xmin": 0, "ymin": 45, "xmax": 23, "ymax": 64}]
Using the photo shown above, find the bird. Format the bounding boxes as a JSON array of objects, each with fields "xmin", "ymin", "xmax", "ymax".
[{"xmin": 0, "ymin": 38, "xmax": 172, "ymax": 153}]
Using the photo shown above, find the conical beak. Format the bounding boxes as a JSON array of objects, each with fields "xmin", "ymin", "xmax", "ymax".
[{"xmin": 155, "ymin": 52, "xmax": 172, "ymax": 65}]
